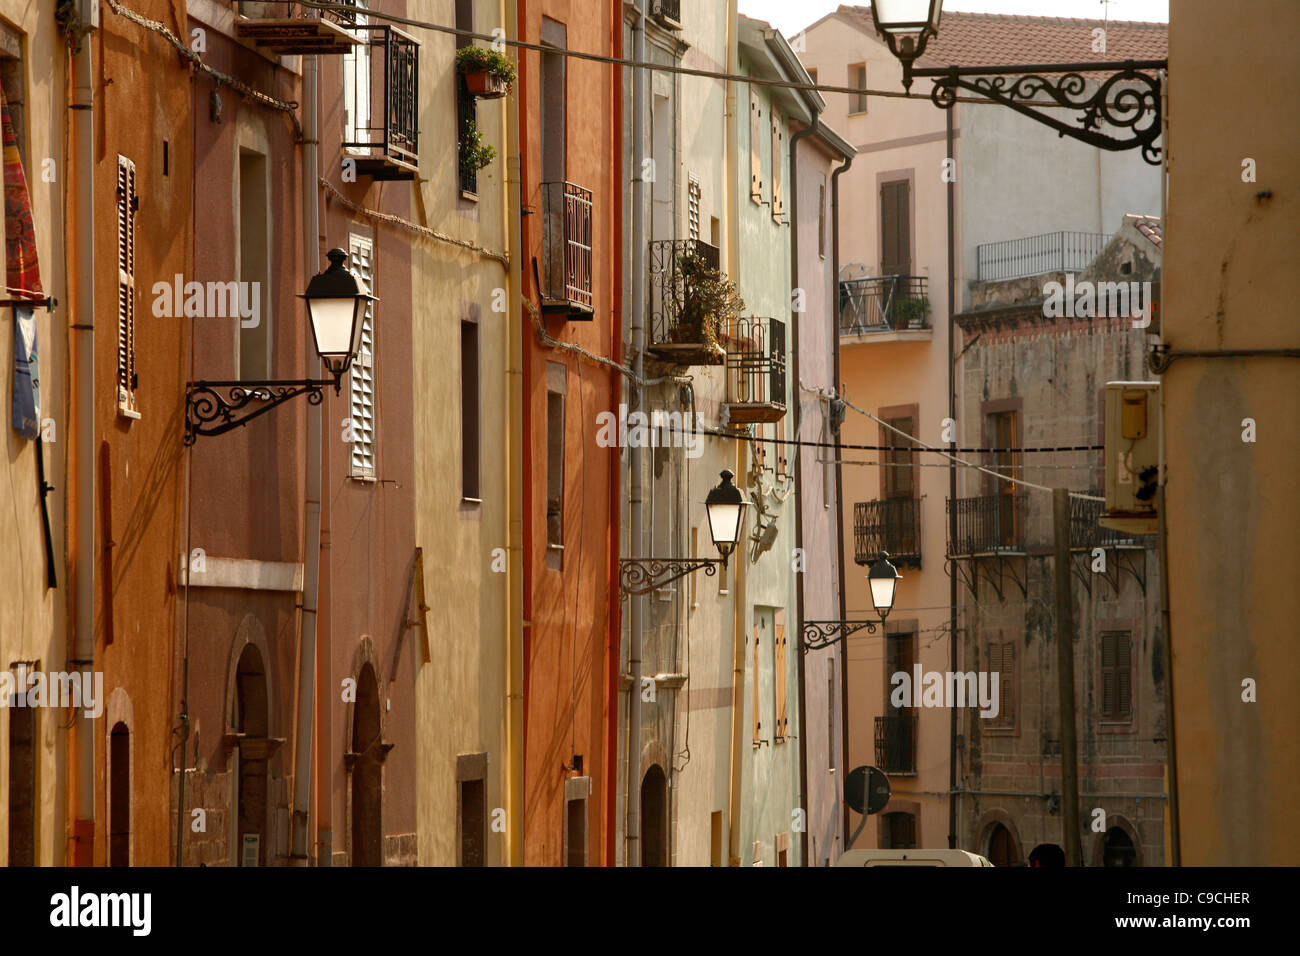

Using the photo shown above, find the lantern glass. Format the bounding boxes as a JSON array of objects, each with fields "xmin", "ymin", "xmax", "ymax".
[
  {"xmin": 873, "ymin": 0, "xmax": 942, "ymax": 33},
  {"xmin": 867, "ymin": 553, "xmax": 901, "ymax": 616},
  {"xmin": 704, "ymin": 470, "xmax": 746, "ymax": 561},
  {"xmin": 308, "ymin": 297, "xmax": 362, "ymax": 362}
]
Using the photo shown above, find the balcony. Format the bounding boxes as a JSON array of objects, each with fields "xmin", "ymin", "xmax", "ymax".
[
  {"xmin": 839, "ymin": 275, "xmax": 930, "ymax": 336},
  {"xmin": 648, "ymin": 238, "xmax": 731, "ymax": 366},
  {"xmin": 540, "ymin": 182, "xmax": 594, "ymax": 318},
  {"xmin": 234, "ymin": 1, "xmax": 362, "ymax": 56},
  {"xmin": 343, "ymin": 26, "xmax": 419, "ymax": 180},
  {"xmin": 724, "ymin": 317, "xmax": 786, "ymax": 424},
  {"xmin": 651, "ymin": 0, "xmax": 683, "ymax": 29},
  {"xmin": 854, "ymin": 498, "xmax": 921, "ymax": 568},
  {"xmin": 875, "ymin": 714, "xmax": 918, "ymax": 775},
  {"xmin": 975, "ymin": 231, "xmax": 1111, "ymax": 282},
  {"xmin": 1070, "ymin": 494, "xmax": 1152, "ymax": 550},
  {"xmin": 947, "ymin": 494, "xmax": 1028, "ymax": 556}
]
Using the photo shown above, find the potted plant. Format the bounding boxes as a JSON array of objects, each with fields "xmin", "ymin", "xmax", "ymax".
[
  {"xmin": 456, "ymin": 46, "xmax": 516, "ymax": 98},
  {"xmin": 459, "ymin": 120, "xmax": 496, "ymax": 187},
  {"xmin": 671, "ymin": 251, "xmax": 745, "ymax": 365},
  {"xmin": 894, "ymin": 294, "xmax": 930, "ymax": 328}
]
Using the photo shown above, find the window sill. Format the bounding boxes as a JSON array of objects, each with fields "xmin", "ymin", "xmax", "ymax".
[
  {"xmin": 460, "ymin": 189, "xmax": 479, "ymax": 202},
  {"xmin": 461, "ymin": 496, "xmax": 483, "ymax": 505},
  {"xmin": 117, "ymin": 404, "xmax": 141, "ymax": 422}
]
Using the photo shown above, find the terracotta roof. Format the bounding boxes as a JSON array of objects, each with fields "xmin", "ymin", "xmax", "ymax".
[
  {"xmin": 1132, "ymin": 216, "xmax": 1162, "ymax": 248},
  {"xmin": 837, "ymin": 5, "xmax": 1167, "ymax": 68}
]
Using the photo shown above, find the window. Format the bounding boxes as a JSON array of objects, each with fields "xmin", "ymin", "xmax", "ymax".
[
  {"xmin": 989, "ymin": 409, "xmax": 1020, "ymax": 545},
  {"xmin": 546, "ymin": 362, "xmax": 566, "ymax": 568},
  {"xmin": 879, "ymin": 178, "xmax": 910, "ymax": 275},
  {"xmin": 455, "ymin": 1, "xmax": 478, "ymax": 193},
  {"xmin": 116, "ymin": 155, "xmax": 139, "ymax": 418},
  {"xmin": 238, "ymin": 150, "xmax": 271, "ymax": 379},
  {"xmin": 7, "ymin": 662, "xmax": 35, "ymax": 866},
  {"xmin": 348, "ymin": 234, "xmax": 376, "ymax": 480},
  {"xmin": 687, "ymin": 175, "xmax": 701, "ymax": 242},
  {"xmin": 770, "ymin": 110, "xmax": 783, "ymax": 221},
  {"xmin": 540, "ymin": 19, "xmax": 567, "ymax": 185},
  {"xmin": 749, "ymin": 90, "xmax": 762, "ymax": 203},
  {"xmin": 751, "ymin": 613, "xmax": 763, "ymax": 744},
  {"xmin": 710, "ymin": 811, "xmax": 723, "ymax": 866},
  {"xmin": 827, "ymin": 658, "xmax": 836, "ymax": 772},
  {"xmin": 986, "ymin": 640, "xmax": 1016, "ymax": 729},
  {"xmin": 883, "ymin": 416, "xmax": 915, "ymax": 499},
  {"xmin": 818, "ymin": 182, "xmax": 827, "ymax": 259},
  {"xmin": 460, "ymin": 320, "xmax": 480, "ymax": 499},
  {"xmin": 0, "ymin": 23, "xmax": 26, "ymax": 167},
  {"xmin": 456, "ymin": 752, "xmax": 488, "ymax": 867},
  {"xmin": 882, "ymin": 811, "xmax": 916, "ymax": 849},
  {"xmin": 1100, "ymin": 631, "xmax": 1133, "ymax": 721},
  {"xmin": 774, "ymin": 608, "xmax": 788, "ymax": 740},
  {"xmin": 850, "ymin": 64, "xmax": 868, "ymax": 114},
  {"xmin": 110, "ymin": 722, "xmax": 130, "ymax": 866}
]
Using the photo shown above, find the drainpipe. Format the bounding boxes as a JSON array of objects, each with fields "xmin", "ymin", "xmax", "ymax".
[
  {"xmin": 724, "ymin": 0, "xmax": 745, "ymax": 868},
  {"xmin": 290, "ymin": 53, "xmax": 320, "ymax": 867},
  {"xmin": 829, "ymin": 149, "xmax": 852, "ymax": 849},
  {"xmin": 788, "ymin": 116, "xmax": 817, "ymax": 867},
  {"xmin": 71, "ymin": 2, "xmax": 95, "ymax": 866},
  {"xmin": 625, "ymin": 0, "xmax": 646, "ymax": 868},
  {"xmin": 946, "ymin": 105, "xmax": 958, "ymax": 851},
  {"xmin": 505, "ymin": 0, "xmax": 525, "ymax": 868}
]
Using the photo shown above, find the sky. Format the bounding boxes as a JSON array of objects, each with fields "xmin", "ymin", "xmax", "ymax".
[{"xmin": 736, "ymin": 0, "xmax": 1170, "ymax": 40}]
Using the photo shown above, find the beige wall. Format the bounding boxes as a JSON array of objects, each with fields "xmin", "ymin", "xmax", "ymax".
[{"xmin": 1164, "ymin": 0, "xmax": 1300, "ymax": 865}]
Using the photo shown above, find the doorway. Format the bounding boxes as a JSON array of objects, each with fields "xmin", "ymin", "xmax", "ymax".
[
  {"xmin": 350, "ymin": 663, "xmax": 383, "ymax": 866},
  {"xmin": 640, "ymin": 764, "xmax": 668, "ymax": 867}
]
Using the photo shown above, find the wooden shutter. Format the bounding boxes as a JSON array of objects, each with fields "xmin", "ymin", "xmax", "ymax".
[
  {"xmin": 116, "ymin": 155, "xmax": 138, "ymax": 416},
  {"xmin": 774, "ymin": 609, "xmax": 787, "ymax": 739},
  {"xmin": 770, "ymin": 110, "xmax": 783, "ymax": 221},
  {"xmin": 1001, "ymin": 641, "xmax": 1015, "ymax": 725},
  {"xmin": 348, "ymin": 234, "xmax": 376, "ymax": 479},
  {"xmin": 884, "ymin": 416, "xmax": 914, "ymax": 498},
  {"xmin": 687, "ymin": 176, "xmax": 701, "ymax": 242},
  {"xmin": 880, "ymin": 180, "xmax": 910, "ymax": 276},
  {"xmin": 752, "ymin": 620, "xmax": 761, "ymax": 743},
  {"xmin": 1101, "ymin": 631, "xmax": 1131, "ymax": 720},
  {"xmin": 749, "ymin": 91, "xmax": 762, "ymax": 202}
]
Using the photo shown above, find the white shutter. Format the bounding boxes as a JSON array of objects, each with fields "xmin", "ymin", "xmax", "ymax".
[
  {"xmin": 687, "ymin": 176, "xmax": 701, "ymax": 242},
  {"xmin": 116, "ymin": 155, "xmax": 139, "ymax": 418},
  {"xmin": 348, "ymin": 234, "xmax": 376, "ymax": 480}
]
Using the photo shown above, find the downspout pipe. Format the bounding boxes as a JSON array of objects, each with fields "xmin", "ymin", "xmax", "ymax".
[
  {"xmin": 625, "ymin": 0, "xmax": 646, "ymax": 868},
  {"xmin": 71, "ymin": 3, "xmax": 95, "ymax": 865},
  {"xmin": 505, "ymin": 0, "xmax": 525, "ymax": 869},
  {"xmin": 290, "ymin": 53, "xmax": 320, "ymax": 866},
  {"xmin": 829, "ymin": 149, "xmax": 852, "ymax": 848},
  {"xmin": 788, "ymin": 115, "xmax": 817, "ymax": 868},
  {"xmin": 946, "ymin": 105, "xmax": 958, "ymax": 851}
]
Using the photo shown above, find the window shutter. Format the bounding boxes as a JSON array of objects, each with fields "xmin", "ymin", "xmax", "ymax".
[
  {"xmin": 1003, "ymin": 641, "xmax": 1015, "ymax": 725},
  {"xmin": 687, "ymin": 176, "xmax": 701, "ymax": 242},
  {"xmin": 774, "ymin": 613, "xmax": 787, "ymax": 738},
  {"xmin": 749, "ymin": 91, "xmax": 761, "ymax": 202},
  {"xmin": 770, "ymin": 111, "xmax": 783, "ymax": 221},
  {"xmin": 116, "ymin": 155, "xmax": 138, "ymax": 416},
  {"xmin": 751, "ymin": 622, "xmax": 761, "ymax": 743},
  {"xmin": 1117, "ymin": 632, "xmax": 1132, "ymax": 718},
  {"xmin": 348, "ymin": 234, "xmax": 376, "ymax": 480},
  {"xmin": 1101, "ymin": 631, "xmax": 1116, "ymax": 718}
]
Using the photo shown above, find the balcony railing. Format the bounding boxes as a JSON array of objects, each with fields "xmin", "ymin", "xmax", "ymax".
[
  {"xmin": 1070, "ymin": 494, "xmax": 1152, "ymax": 549},
  {"xmin": 855, "ymin": 498, "xmax": 921, "ymax": 568},
  {"xmin": 975, "ymin": 231, "xmax": 1111, "ymax": 282},
  {"xmin": 652, "ymin": 0, "xmax": 682, "ymax": 27},
  {"xmin": 875, "ymin": 714, "xmax": 918, "ymax": 775},
  {"xmin": 541, "ymin": 181, "xmax": 594, "ymax": 317},
  {"xmin": 838, "ymin": 275, "xmax": 929, "ymax": 335},
  {"xmin": 648, "ymin": 238, "xmax": 727, "ymax": 365},
  {"xmin": 947, "ymin": 494, "xmax": 1028, "ymax": 556},
  {"xmin": 234, "ymin": 1, "xmax": 362, "ymax": 55},
  {"xmin": 724, "ymin": 317, "xmax": 786, "ymax": 424},
  {"xmin": 343, "ymin": 26, "xmax": 419, "ymax": 180}
]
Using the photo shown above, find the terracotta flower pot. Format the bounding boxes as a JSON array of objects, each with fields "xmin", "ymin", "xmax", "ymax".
[{"xmin": 463, "ymin": 69, "xmax": 509, "ymax": 99}]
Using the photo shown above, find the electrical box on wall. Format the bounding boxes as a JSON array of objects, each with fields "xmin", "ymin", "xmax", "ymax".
[{"xmin": 1102, "ymin": 381, "xmax": 1160, "ymax": 535}]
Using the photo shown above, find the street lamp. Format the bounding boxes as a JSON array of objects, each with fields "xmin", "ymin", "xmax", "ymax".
[
  {"xmin": 619, "ymin": 470, "xmax": 749, "ymax": 596},
  {"xmin": 870, "ymin": 0, "xmax": 943, "ymax": 91},
  {"xmin": 185, "ymin": 248, "xmax": 377, "ymax": 443},
  {"xmin": 869, "ymin": 0, "xmax": 1166, "ymax": 164},
  {"xmin": 868, "ymin": 551, "xmax": 902, "ymax": 624}
]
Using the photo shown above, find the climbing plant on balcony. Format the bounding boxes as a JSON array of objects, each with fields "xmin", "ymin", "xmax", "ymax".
[
  {"xmin": 456, "ymin": 46, "xmax": 516, "ymax": 97},
  {"xmin": 672, "ymin": 251, "xmax": 745, "ymax": 363}
]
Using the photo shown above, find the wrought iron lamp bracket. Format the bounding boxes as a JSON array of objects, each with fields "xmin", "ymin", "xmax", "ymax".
[
  {"xmin": 914, "ymin": 59, "xmax": 1166, "ymax": 166},
  {"xmin": 618, "ymin": 557, "xmax": 722, "ymax": 598},
  {"xmin": 801, "ymin": 619, "xmax": 879, "ymax": 653},
  {"xmin": 185, "ymin": 376, "xmax": 342, "ymax": 445}
]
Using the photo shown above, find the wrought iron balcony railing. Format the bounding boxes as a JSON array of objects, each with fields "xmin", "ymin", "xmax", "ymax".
[
  {"xmin": 839, "ymin": 275, "xmax": 929, "ymax": 335},
  {"xmin": 947, "ymin": 494, "xmax": 1028, "ymax": 556},
  {"xmin": 652, "ymin": 0, "xmax": 682, "ymax": 27},
  {"xmin": 343, "ymin": 26, "xmax": 419, "ymax": 180},
  {"xmin": 855, "ymin": 498, "xmax": 921, "ymax": 568},
  {"xmin": 724, "ymin": 317, "xmax": 786, "ymax": 424},
  {"xmin": 235, "ymin": 1, "xmax": 362, "ymax": 55},
  {"xmin": 875, "ymin": 714, "xmax": 918, "ymax": 775},
  {"xmin": 541, "ymin": 181, "xmax": 594, "ymax": 317},
  {"xmin": 975, "ymin": 230, "xmax": 1111, "ymax": 282},
  {"xmin": 648, "ymin": 238, "xmax": 727, "ymax": 365},
  {"xmin": 1069, "ymin": 493, "xmax": 1152, "ymax": 549}
]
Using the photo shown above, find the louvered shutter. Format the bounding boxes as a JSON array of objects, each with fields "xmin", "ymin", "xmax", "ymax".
[
  {"xmin": 1101, "ymin": 631, "xmax": 1116, "ymax": 718},
  {"xmin": 770, "ymin": 111, "xmax": 783, "ymax": 221},
  {"xmin": 116, "ymin": 156, "xmax": 138, "ymax": 416},
  {"xmin": 774, "ymin": 614, "xmax": 787, "ymax": 738},
  {"xmin": 348, "ymin": 234, "xmax": 376, "ymax": 479},
  {"xmin": 749, "ymin": 91, "xmax": 761, "ymax": 202},
  {"xmin": 1117, "ymin": 632, "xmax": 1132, "ymax": 719},
  {"xmin": 1002, "ymin": 641, "xmax": 1015, "ymax": 725},
  {"xmin": 687, "ymin": 176, "xmax": 701, "ymax": 242},
  {"xmin": 752, "ymin": 621, "xmax": 761, "ymax": 743}
]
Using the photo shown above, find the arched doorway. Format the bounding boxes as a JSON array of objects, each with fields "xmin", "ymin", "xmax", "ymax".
[
  {"xmin": 232, "ymin": 645, "xmax": 269, "ymax": 866},
  {"xmin": 986, "ymin": 822, "xmax": 1020, "ymax": 866},
  {"xmin": 109, "ymin": 722, "xmax": 130, "ymax": 866},
  {"xmin": 1102, "ymin": 826, "xmax": 1138, "ymax": 867},
  {"xmin": 1029, "ymin": 843, "xmax": 1065, "ymax": 867},
  {"xmin": 640, "ymin": 764, "xmax": 668, "ymax": 867},
  {"xmin": 350, "ymin": 663, "xmax": 383, "ymax": 867}
]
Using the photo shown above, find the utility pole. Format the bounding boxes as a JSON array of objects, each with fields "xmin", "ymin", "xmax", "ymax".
[{"xmin": 1052, "ymin": 488, "xmax": 1082, "ymax": 866}]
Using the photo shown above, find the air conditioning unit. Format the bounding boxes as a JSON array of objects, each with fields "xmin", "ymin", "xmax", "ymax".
[{"xmin": 1101, "ymin": 381, "xmax": 1159, "ymax": 534}]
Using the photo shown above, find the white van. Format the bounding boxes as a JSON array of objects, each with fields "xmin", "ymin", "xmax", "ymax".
[{"xmin": 835, "ymin": 849, "xmax": 993, "ymax": 867}]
